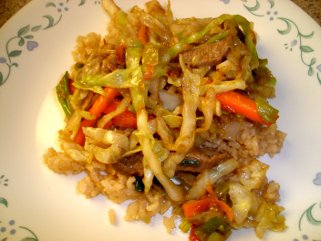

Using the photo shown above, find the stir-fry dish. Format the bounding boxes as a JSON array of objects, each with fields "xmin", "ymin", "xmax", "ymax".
[{"xmin": 44, "ymin": 0, "xmax": 287, "ymax": 240}]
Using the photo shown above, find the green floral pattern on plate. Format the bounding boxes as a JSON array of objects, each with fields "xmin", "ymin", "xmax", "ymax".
[
  {"xmin": 241, "ymin": 0, "xmax": 321, "ymax": 84},
  {"xmin": 0, "ymin": 174, "xmax": 39, "ymax": 241},
  {"xmin": 0, "ymin": 0, "xmax": 101, "ymax": 86},
  {"xmin": 294, "ymin": 202, "xmax": 321, "ymax": 241}
]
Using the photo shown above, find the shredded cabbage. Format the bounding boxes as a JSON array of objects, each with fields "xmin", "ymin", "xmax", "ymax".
[
  {"xmin": 187, "ymin": 158, "xmax": 238, "ymax": 200},
  {"xmin": 45, "ymin": 1, "xmax": 286, "ymax": 240},
  {"xmin": 228, "ymin": 182, "xmax": 253, "ymax": 225}
]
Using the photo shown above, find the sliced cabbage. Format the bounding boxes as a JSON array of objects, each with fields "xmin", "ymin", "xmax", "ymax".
[
  {"xmin": 197, "ymin": 87, "xmax": 217, "ymax": 133},
  {"xmin": 173, "ymin": 55, "xmax": 201, "ymax": 153},
  {"xmin": 228, "ymin": 182, "xmax": 253, "ymax": 225},
  {"xmin": 187, "ymin": 158, "xmax": 238, "ymax": 200},
  {"xmin": 201, "ymin": 78, "xmax": 247, "ymax": 95},
  {"xmin": 59, "ymin": 130, "xmax": 92, "ymax": 163},
  {"xmin": 83, "ymin": 127, "xmax": 129, "ymax": 164},
  {"xmin": 162, "ymin": 114, "xmax": 182, "ymax": 129},
  {"xmin": 127, "ymin": 42, "xmax": 184, "ymax": 202},
  {"xmin": 163, "ymin": 152, "xmax": 185, "ymax": 178},
  {"xmin": 73, "ymin": 67, "xmax": 142, "ymax": 94}
]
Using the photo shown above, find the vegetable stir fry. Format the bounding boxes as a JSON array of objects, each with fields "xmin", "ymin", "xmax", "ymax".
[{"xmin": 44, "ymin": 1, "xmax": 286, "ymax": 240}]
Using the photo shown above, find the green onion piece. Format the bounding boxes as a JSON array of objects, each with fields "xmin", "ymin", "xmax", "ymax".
[
  {"xmin": 178, "ymin": 218, "xmax": 191, "ymax": 233},
  {"xmin": 214, "ymin": 182, "xmax": 230, "ymax": 202},
  {"xmin": 255, "ymin": 97, "xmax": 279, "ymax": 124},
  {"xmin": 179, "ymin": 159, "xmax": 200, "ymax": 167},
  {"xmin": 56, "ymin": 71, "xmax": 74, "ymax": 118},
  {"xmin": 134, "ymin": 176, "xmax": 145, "ymax": 192},
  {"xmin": 196, "ymin": 217, "xmax": 231, "ymax": 235},
  {"xmin": 75, "ymin": 62, "xmax": 84, "ymax": 70}
]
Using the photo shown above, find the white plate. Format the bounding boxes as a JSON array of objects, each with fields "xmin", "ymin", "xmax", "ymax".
[{"xmin": 1, "ymin": 0, "xmax": 321, "ymax": 240}]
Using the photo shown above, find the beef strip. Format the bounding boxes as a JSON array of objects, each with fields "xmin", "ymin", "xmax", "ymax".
[
  {"xmin": 176, "ymin": 148, "xmax": 229, "ymax": 173},
  {"xmin": 181, "ymin": 36, "xmax": 231, "ymax": 67},
  {"xmin": 112, "ymin": 153, "xmax": 144, "ymax": 176},
  {"xmin": 113, "ymin": 147, "xmax": 229, "ymax": 176}
]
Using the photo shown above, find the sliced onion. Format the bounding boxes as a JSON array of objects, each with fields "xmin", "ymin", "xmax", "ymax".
[{"xmin": 159, "ymin": 90, "xmax": 182, "ymax": 111}]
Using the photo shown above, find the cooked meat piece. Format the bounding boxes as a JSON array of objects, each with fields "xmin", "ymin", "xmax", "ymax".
[
  {"xmin": 113, "ymin": 147, "xmax": 229, "ymax": 176},
  {"xmin": 176, "ymin": 171, "xmax": 196, "ymax": 186},
  {"xmin": 112, "ymin": 153, "xmax": 144, "ymax": 176},
  {"xmin": 176, "ymin": 147, "xmax": 229, "ymax": 173},
  {"xmin": 181, "ymin": 37, "xmax": 231, "ymax": 67}
]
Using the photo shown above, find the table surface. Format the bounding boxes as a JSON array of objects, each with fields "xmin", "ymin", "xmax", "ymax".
[{"xmin": 1, "ymin": 0, "xmax": 321, "ymax": 28}]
